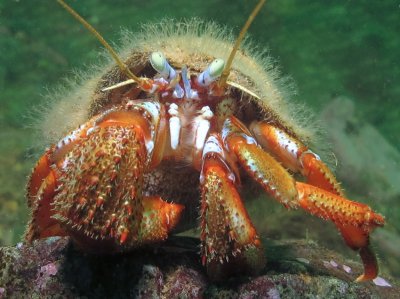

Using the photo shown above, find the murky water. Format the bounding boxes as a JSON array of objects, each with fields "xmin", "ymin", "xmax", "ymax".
[{"xmin": 1, "ymin": 0, "xmax": 398, "ymax": 279}]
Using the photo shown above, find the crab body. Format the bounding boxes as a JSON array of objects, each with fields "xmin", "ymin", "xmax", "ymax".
[{"xmin": 26, "ymin": 13, "xmax": 384, "ymax": 281}]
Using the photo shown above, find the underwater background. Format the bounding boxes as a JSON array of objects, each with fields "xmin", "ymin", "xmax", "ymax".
[{"xmin": 0, "ymin": 0, "xmax": 399, "ymax": 279}]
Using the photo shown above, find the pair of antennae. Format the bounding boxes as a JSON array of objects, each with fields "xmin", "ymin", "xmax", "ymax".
[{"xmin": 56, "ymin": 0, "xmax": 266, "ymax": 90}]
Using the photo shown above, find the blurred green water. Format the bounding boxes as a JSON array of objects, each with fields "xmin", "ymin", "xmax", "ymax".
[{"xmin": 0, "ymin": 0, "xmax": 399, "ymax": 278}]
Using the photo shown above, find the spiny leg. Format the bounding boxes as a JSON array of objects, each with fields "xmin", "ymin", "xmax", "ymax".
[
  {"xmin": 297, "ymin": 182, "xmax": 384, "ymax": 281},
  {"xmin": 200, "ymin": 135, "xmax": 264, "ymax": 280},
  {"xmin": 250, "ymin": 121, "xmax": 385, "ymax": 281}
]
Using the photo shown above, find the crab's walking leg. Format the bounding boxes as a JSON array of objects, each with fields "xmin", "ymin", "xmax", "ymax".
[
  {"xmin": 26, "ymin": 101, "xmax": 184, "ymax": 250},
  {"xmin": 250, "ymin": 121, "xmax": 385, "ymax": 281},
  {"xmin": 250, "ymin": 122, "xmax": 343, "ymax": 195},
  {"xmin": 200, "ymin": 135, "xmax": 265, "ymax": 280},
  {"xmin": 297, "ymin": 182, "xmax": 384, "ymax": 281},
  {"xmin": 222, "ymin": 117, "xmax": 299, "ymax": 208}
]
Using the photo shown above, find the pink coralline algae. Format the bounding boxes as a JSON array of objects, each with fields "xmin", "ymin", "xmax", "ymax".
[
  {"xmin": 0, "ymin": 237, "xmax": 398, "ymax": 298},
  {"xmin": 35, "ymin": 262, "xmax": 58, "ymax": 290}
]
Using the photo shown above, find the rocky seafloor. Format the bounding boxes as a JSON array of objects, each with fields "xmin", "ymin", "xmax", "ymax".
[{"xmin": 0, "ymin": 236, "xmax": 397, "ymax": 299}]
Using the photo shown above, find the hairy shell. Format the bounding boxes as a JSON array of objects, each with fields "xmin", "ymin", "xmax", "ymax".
[{"xmin": 38, "ymin": 19, "xmax": 316, "ymax": 150}]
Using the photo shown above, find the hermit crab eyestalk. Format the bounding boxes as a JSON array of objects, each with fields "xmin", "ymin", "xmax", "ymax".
[
  {"xmin": 150, "ymin": 52, "xmax": 177, "ymax": 81},
  {"xmin": 197, "ymin": 58, "xmax": 225, "ymax": 87}
]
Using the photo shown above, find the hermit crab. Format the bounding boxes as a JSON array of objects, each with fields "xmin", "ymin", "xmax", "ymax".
[{"xmin": 26, "ymin": 0, "xmax": 384, "ymax": 282}]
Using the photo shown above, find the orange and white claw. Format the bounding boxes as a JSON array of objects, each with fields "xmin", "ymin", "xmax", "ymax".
[
  {"xmin": 296, "ymin": 182, "xmax": 385, "ymax": 281},
  {"xmin": 26, "ymin": 101, "xmax": 171, "ymax": 250}
]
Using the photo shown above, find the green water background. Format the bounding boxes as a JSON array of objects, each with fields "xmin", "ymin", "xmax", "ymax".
[{"xmin": 1, "ymin": 1, "xmax": 399, "ymax": 278}]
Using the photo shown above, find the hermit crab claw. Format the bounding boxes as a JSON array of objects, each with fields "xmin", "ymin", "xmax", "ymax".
[{"xmin": 25, "ymin": 101, "xmax": 185, "ymax": 251}]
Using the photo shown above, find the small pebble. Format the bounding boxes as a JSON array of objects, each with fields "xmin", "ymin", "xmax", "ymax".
[
  {"xmin": 373, "ymin": 276, "xmax": 392, "ymax": 287},
  {"xmin": 329, "ymin": 260, "xmax": 338, "ymax": 268},
  {"xmin": 342, "ymin": 264, "xmax": 352, "ymax": 273},
  {"xmin": 296, "ymin": 257, "xmax": 310, "ymax": 264}
]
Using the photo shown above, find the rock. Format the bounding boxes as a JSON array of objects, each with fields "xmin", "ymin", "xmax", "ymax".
[
  {"xmin": 0, "ymin": 236, "xmax": 398, "ymax": 298},
  {"xmin": 320, "ymin": 97, "xmax": 400, "ymax": 204}
]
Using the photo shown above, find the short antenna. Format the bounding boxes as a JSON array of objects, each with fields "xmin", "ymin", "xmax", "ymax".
[
  {"xmin": 57, "ymin": 0, "xmax": 143, "ymax": 85},
  {"xmin": 218, "ymin": 0, "xmax": 266, "ymax": 88}
]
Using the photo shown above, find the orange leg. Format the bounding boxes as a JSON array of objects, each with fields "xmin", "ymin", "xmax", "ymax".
[
  {"xmin": 224, "ymin": 118, "xmax": 385, "ymax": 281},
  {"xmin": 223, "ymin": 117, "xmax": 299, "ymax": 208},
  {"xmin": 27, "ymin": 152, "xmax": 52, "ymax": 205},
  {"xmin": 250, "ymin": 121, "xmax": 343, "ymax": 195},
  {"xmin": 200, "ymin": 135, "xmax": 264, "ymax": 280},
  {"xmin": 26, "ymin": 102, "xmax": 183, "ymax": 250},
  {"xmin": 25, "ymin": 156, "xmax": 68, "ymax": 242},
  {"xmin": 296, "ymin": 182, "xmax": 384, "ymax": 281}
]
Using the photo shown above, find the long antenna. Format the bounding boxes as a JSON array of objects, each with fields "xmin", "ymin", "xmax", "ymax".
[
  {"xmin": 57, "ymin": 0, "xmax": 143, "ymax": 85},
  {"xmin": 218, "ymin": 0, "xmax": 266, "ymax": 88}
]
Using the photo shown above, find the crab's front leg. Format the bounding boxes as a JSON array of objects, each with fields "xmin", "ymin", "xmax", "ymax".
[
  {"xmin": 249, "ymin": 121, "xmax": 385, "ymax": 281},
  {"xmin": 26, "ymin": 101, "xmax": 184, "ymax": 251},
  {"xmin": 200, "ymin": 135, "xmax": 265, "ymax": 280}
]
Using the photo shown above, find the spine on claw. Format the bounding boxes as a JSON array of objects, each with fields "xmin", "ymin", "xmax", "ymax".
[{"xmin": 25, "ymin": 101, "xmax": 184, "ymax": 251}]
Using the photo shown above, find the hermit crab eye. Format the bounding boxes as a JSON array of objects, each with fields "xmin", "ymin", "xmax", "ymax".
[
  {"xmin": 197, "ymin": 58, "xmax": 225, "ymax": 86},
  {"xmin": 150, "ymin": 51, "xmax": 177, "ymax": 81}
]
